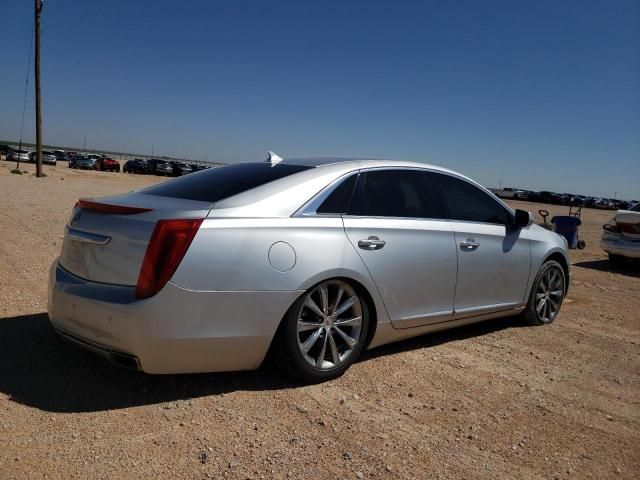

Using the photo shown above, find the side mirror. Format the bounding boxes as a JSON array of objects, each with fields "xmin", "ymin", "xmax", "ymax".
[{"xmin": 514, "ymin": 209, "xmax": 533, "ymax": 228}]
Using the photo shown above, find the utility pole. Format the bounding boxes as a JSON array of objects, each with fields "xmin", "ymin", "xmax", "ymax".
[{"xmin": 34, "ymin": 0, "xmax": 43, "ymax": 177}]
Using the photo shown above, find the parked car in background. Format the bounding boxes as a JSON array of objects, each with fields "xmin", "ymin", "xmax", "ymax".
[
  {"xmin": 55, "ymin": 151, "xmax": 70, "ymax": 162},
  {"xmin": 123, "ymin": 159, "xmax": 148, "ymax": 174},
  {"xmin": 537, "ymin": 191, "xmax": 563, "ymax": 205},
  {"xmin": 190, "ymin": 164, "xmax": 211, "ymax": 172},
  {"xmin": 0, "ymin": 144, "xmax": 15, "ymax": 157},
  {"xmin": 29, "ymin": 150, "xmax": 57, "ymax": 165},
  {"xmin": 497, "ymin": 187, "xmax": 526, "ymax": 199},
  {"xmin": 147, "ymin": 158, "xmax": 172, "ymax": 176},
  {"xmin": 70, "ymin": 156, "xmax": 95, "ymax": 170},
  {"xmin": 170, "ymin": 161, "xmax": 193, "ymax": 176},
  {"xmin": 602, "ymin": 202, "xmax": 640, "ymax": 265},
  {"xmin": 94, "ymin": 157, "xmax": 120, "ymax": 172},
  {"xmin": 8, "ymin": 149, "xmax": 30, "ymax": 163},
  {"xmin": 87, "ymin": 154, "xmax": 102, "ymax": 162},
  {"xmin": 48, "ymin": 156, "xmax": 569, "ymax": 381}
]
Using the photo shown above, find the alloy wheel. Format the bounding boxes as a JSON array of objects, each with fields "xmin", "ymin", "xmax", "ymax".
[
  {"xmin": 296, "ymin": 280, "xmax": 364, "ymax": 370},
  {"xmin": 535, "ymin": 266, "xmax": 564, "ymax": 323}
]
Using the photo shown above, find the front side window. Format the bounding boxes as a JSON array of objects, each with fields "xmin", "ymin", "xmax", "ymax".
[
  {"xmin": 430, "ymin": 173, "xmax": 512, "ymax": 225},
  {"xmin": 348, "ymin": 169, "xmax": 437, "ymax": 218}
]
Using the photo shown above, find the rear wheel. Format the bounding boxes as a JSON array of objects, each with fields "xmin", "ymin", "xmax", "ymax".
[
  {"xmin": 274, "ymin": 279, "xmax": 370, "ymax": 382},
  {"xmin": 522, "ymin": 260, "xmax": 566, "ymax": 325}
]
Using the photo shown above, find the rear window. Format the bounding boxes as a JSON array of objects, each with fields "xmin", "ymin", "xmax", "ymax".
[{"xmin": 142, "ymin": 162, "xmax": 312, "ymax": 203}]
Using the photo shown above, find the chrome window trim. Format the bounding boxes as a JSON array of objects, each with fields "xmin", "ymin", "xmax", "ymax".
[{"xmin": 295, "ymin": 165, "xmax": 516, "ymax": 226}]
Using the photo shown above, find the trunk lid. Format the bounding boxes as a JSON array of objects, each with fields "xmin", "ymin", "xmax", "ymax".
[
  {"xmin": 59, "ymin": 192, "xmax": 212, "ymax": 285},
  {"xmin": 613, "ymin": 210, "xmax": 640, "ymax": 239}
]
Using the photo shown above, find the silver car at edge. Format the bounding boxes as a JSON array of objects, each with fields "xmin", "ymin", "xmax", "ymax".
[{"xmin": 48, "ymin": 156, "xmax": 570, "ymax": 381}]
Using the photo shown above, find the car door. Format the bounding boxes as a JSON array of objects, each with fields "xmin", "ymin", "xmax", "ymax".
[
  {"xmin": 428, "ymin": 172, "xmax": 531, "ymax": 317},
  {"xmin": 341, "ymin": 169, "xmax": 458, "ymax": 328}
]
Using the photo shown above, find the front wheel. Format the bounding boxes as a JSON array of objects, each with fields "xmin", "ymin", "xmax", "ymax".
[
  {"xmin": 274, "ymin": 279, "xmax": 370, "ymax": 382},
  {"xmin": 522, "ymin": 260, "xmax": 566, "ymax": 325}
]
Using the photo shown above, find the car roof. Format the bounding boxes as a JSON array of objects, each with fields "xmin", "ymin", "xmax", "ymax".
[{"xmin": 279, "ymin": 156, "xmax": 465, "ymax": 177}]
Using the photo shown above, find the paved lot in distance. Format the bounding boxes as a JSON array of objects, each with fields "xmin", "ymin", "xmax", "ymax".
[{"xmin": 1, "ymin": 161, "xmax": 638, "ymax": 479}]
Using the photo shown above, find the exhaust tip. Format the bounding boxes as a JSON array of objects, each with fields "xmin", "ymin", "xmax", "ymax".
[{"xmin": 108, "ymin": 351, "xmax": 142, "ymax": 371}]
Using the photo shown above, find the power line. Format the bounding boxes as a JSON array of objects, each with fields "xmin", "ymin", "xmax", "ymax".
[{"xmin": 17, "ymin": 22, "xmax": 34, "ymax": 160}]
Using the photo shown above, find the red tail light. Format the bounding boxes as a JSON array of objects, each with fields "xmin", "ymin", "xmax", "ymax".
[
  {"xmin": 75, "ymin": 198, "xmax": 152, "ymax": 215},
  {"xmin": 618, "ymin": 222, "xmax": 640, "ymax": 234},
  {"xmin": 135, "ymin": 218, "xmax": 204, "ymax": 299}
]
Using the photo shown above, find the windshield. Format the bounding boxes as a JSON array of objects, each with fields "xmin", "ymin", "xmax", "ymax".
[{"xmin": 141, "ymin": 162, "xmax": 312, "ymax": 203}]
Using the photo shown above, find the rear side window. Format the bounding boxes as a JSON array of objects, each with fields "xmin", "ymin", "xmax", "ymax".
[
  {"xmin": 348, "ymin": 170, "xmax": 437, "ymax": 218},
  {"xmin": 430, "ymin": 173, "xmax": 511, "ymax": 224},
  {"xmin": 316, "ymin": 175, "xmax": 358, "ymax": 214},
  {"xmin": 142, "ymin": 162, "xmax": 311, "ymax": 203}
]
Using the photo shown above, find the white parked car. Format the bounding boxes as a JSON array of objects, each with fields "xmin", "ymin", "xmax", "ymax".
[
  {"xmin": 497, "ymin": 187, "xmax": 527, "ymax": 199},
  {"xmin": 29, "ymin": 150, "xmax": 57, "ymax": 165},
  {"xmin": 8, "ymin": 149, "xmax": 30, "ymax": 162},
  {"xmin": 602, "ymin": 203, "xmax": 640, "ymax": 264}
]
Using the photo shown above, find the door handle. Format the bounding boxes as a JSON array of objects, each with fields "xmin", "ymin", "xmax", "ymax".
[
  {"xmin": 358, "ymin": 236, "xmax": 386, "ymax": 250},
  {"xmin": 459, "ymin": 238, "xmax": 480, "ymax": 251}
]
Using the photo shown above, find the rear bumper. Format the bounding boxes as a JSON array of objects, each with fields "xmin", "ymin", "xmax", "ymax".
[
  {"xmin": 48, "ymin": 260, "xmax": 302, "ymax": 373},
  {"xmin": 53, "ymin": 324, "xmax": 142, "ymax": 370},
  {"xmin": 601, "ymin": 233, "xmax": 640, "ymax": 259}
]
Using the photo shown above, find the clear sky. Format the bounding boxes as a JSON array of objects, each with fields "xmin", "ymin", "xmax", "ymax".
[{"xmin": 1, "ymin": 0, "xmax": 638, "ymax": 199}]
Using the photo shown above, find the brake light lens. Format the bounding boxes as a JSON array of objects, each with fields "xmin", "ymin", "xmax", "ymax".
[
  {"xmin": 603, "ymin": 222, "xmax": 619, "ymax": 233},
  {"xmin": 75, "ymin": 198, "xmax": 152, "ymax": 215},
  {"xmin": 135, "ymin": 218, "xmax": 204, "ymax": 299}
]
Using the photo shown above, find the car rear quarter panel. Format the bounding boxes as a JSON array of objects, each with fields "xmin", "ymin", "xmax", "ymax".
[
  {"xmin": 174, "ymin": 218, "xmax": 372, "ymax": 290},
  {"xmin": 171, "ymin": 217, "xmax": 392, "ymax": 323}
]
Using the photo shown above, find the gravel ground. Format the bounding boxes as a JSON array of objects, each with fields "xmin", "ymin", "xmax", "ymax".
[{"xmin": 1, "ymin": 161, "xmax": 638, "ymax": 480}]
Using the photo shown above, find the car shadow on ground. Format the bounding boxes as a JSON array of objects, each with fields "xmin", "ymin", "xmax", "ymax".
[
  {"xmin": 0, "ymin": 312, "xmax": 524, "ymax": 413},
  {"xmin": 573, "ymin": 259, "xmax": 640, "ymax": 278}
]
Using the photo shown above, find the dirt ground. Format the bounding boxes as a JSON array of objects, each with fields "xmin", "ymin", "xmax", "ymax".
[{"xmin": 1, "ymin": 161, "xmax": 638, "ymax": 480}]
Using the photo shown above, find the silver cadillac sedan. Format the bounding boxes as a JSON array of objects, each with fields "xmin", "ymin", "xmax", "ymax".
[{"xmin": 48, "ymin": 155, "xmax": 570, "ymax": 381}]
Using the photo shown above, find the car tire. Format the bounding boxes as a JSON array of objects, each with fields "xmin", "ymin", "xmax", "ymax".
[
  {"xmin": 273, "ymin": 279, "xmax": 370, "ymax": 382},
  {"xmin": 522, "ymin": 260, "xmax": 566, "ymax": 326}
]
